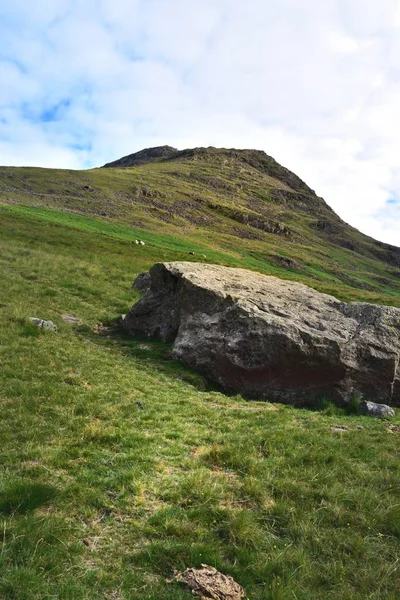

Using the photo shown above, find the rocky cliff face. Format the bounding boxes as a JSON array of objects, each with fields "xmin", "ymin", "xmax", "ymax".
[{"xmin": 123, "ymin": 262, "xmax": 400, "ymax": 407}]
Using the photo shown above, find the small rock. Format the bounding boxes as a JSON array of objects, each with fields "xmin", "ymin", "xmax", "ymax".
[
  {"xmin": 359, "ymin": 401, "xmax": 395, "ymax": 419},
  {"xmin": 136, "ymin": 401, "xmax": 144, "ymax": 409},
  {"xmin": 329, "ymin": 425, "xmax": 349, "ymax": 431},
  {"xmin": 169, "ymin": 564, "xmax": 245, "ymax": 600},
  {"xmin": 189, "ymin": 251, "xmax": 195, "ymax": 255},
  {"xmin": 29, "ymin": 318, "xmax": 57, "ymax": 331},
  {"xmin": 201, "ymin": 254, "xmax": 207, "ymax": 259},
  {"xmin": 139, "ymin": 240, "xmax": 145, "ymax": 246},
  {"xmin": 387, "ymin": 423, "xmax": 400, "ymax": 433},
  {"xmin": 134, "ymin": 240, "xmax": 140, "ymax": 245},
  {"xmin": 356, "ymin": 425, "xmax": 365, "ymax": 430},
  {"xmin": 61, "ymin": 313, "xmax": 80, "ymax": 324}
]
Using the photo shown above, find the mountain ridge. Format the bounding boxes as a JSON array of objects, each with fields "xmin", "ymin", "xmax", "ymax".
[{"xmin": 103, "ymin": 144, "xmax": 317, "ymax": 197}]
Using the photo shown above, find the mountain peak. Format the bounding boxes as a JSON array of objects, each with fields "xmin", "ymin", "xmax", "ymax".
[
  {"xmin": 103, "ymin": 145, "xmax": 178, "ymax": 168},
  {"xmin": 102, "ymin": 145, "xmax": 314, "ymax": 196}
]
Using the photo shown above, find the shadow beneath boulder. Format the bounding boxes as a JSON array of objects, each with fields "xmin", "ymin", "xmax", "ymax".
[{"xmin": 76, "ymin": 322, "xmax": 218, "ymax": 394}]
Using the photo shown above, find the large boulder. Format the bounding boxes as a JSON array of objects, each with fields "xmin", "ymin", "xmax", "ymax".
[{"xmin": 123, "ymin": 263, "xmax": 400, "ymax": 407}]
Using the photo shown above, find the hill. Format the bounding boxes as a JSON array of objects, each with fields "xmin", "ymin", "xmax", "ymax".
[
  {"xmin": 1, "ymin": 145, "xmax": 400, "ymax": 306},
  {"xmin": 1, "ymin": 148, "xmax": 400, "ymax": 599}
]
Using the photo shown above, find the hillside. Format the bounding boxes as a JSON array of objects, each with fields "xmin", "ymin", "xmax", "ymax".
[
  {"xmin": 1, "ymin": 148, "xmax": 400, "ymax": 599},
  {"xmin": 1, "ymin": 145, "xmax": 400, "ymax": 306}
]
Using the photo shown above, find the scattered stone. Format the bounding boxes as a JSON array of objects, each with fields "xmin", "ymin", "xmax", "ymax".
[
  {"xmin": 387, "ymin": 423, "xmax": 400, "ymax": 433},
  {"xmin": 201, "ymin": 254, "xmax": 207, "ymax": 259},
  {"xmin": 359, "ymin": 401, "xmax": 395, "ymax": 419},
  {"xmin": 64, "ymin": 377, "xmax": 80, "ymax": 386},
  {"xmin": 133, "ymin": 239, "xmax": 140, "ymax": 245},
  {"xmin": 123, "ymin": 262, "xmax": 400, "ymax": 408},
  {"xmin": 356, "ymin": 425, "xmax": 365, "ymax": 430},
  {"xmin": 189, "ymin": 251, "xmax": 195, "ymax": 255},
  {"xmin": 132, "ymin": 271, "xmax": 151, "ymax": 293},
  {"xmin": 136, "ymin": 401, "xmax": 145, "ymax": 409},
  {"xmin": 29, "ymin": 318, "xmax": 57, "ymax": 331},
  {"xmin": 139, "ymin": 240, "xmax": 145, "ymax": 246},
  {"xmin": 329, "ymin": 425, "xmax": 349, "ymax": 431},
  {"xmin": 168, "ymin": 564, "xmax": 245, "ymax": 600},
  {"xmin": 61, "ymin": 313, "xmax": 80, "ymax": 324}
]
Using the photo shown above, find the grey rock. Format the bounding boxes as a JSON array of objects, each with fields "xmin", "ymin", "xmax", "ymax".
[
  {"xmin": 122, "ymin": 262, "xmax": 400, "ymax": 408},
  {"xmin": 359, "ymin": 400, "xmax": 395, "ymax": 418},
  {"xmin": 61, "ymin": 313, "xmax": 80, "ymax": 324},
  {"xmin": 29, "ymin": 317, "xmax": 57, "ymax": 331},
  {"xmin": 132, "ymin": 271, "xmax": 151, "ymax": 293},
  {"xmin": 139, "ymin": 240, "xmax": 145, "ymax": 246}
]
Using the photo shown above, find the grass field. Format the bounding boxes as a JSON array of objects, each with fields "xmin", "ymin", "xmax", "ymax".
[{"xmin": 1, "ymin": 208, "xmax": 399, "ymax": 599}]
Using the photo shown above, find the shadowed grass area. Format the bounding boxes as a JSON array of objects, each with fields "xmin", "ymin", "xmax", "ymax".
[
  {"xmin": 1, "ymin": 209, "xmax": 399, "ymax": 599},
  {"xmin": 0, "ymin": 482, "xmax": 57, "ymax": 515}
]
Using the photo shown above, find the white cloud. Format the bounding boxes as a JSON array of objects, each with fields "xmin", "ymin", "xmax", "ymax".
[{"xmin": 0, "ymin": 0, "xmax": 400, "ymax": 245}]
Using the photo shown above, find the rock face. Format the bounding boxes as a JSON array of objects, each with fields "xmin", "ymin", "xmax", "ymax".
[
  {"xmin": 131, "ymin": 271, "xmax": 151, "ymax": 293},
  {"xmin": 122, "ymin": 262, "xmax": 400, "ymax": 407}
]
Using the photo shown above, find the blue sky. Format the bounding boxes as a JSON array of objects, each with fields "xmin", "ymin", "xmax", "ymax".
[{"xmin": 1, "ymin": 0, "xmax": 400, "ymax": 245}]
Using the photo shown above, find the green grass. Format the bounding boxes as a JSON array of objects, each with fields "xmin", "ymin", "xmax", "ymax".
[
  {"xmin": 1, "ymin": 210, "xmax": 399, "ymax": 599},
  {"xmin": 1, "ymin": 149, "xmax": 400, "ymax": 308}
]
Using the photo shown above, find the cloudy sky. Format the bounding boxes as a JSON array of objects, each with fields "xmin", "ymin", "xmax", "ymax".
[{"xmin": 1, "ymin": 0, "xmax": 400, "ymax": 245}]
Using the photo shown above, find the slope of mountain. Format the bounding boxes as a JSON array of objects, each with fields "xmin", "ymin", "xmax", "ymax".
[
  {"xmin": 2, "ymin": 149, "xmax": 400, "ymax": 599},
  {"xmin": 1, "ymin": 145, "xmax": 399, "ymax": 306}
]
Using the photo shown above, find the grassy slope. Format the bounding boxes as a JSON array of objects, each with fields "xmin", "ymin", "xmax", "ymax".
[
  {"xmin": 1, "ymin": 210, "xmax": 400, "ymax": 600},
  {"xmin": 1, "ymin": 147, "xmax": 400, "ymax": 307}
]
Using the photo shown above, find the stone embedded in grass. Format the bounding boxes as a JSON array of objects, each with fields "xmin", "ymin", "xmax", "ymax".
[
  {"xmin": 387, "ymin": 423, "xmax": 400, "ymax": 433},
  {"xmin": 169, "ymin": 564, "xmax": 245, "ymax": 599},
  {"xmin": 359, "ymin": 401, "xmax": 395, "ymax": 418},
  {"xmin": 61, "ymin": 313, "xmax": 80, "ymax": 324},
  {"xmin": 29, "ymin": 317, "xmax": 57, "ymax": 331}
]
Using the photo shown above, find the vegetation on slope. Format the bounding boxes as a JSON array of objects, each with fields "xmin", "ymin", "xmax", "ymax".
[
  {"xmin": 1, "ymin": 210, "xmax": 399, "ymax": 599},
  {"xmin": 1, "ymin": 145, "xmax": 400, "ymax": 307}
]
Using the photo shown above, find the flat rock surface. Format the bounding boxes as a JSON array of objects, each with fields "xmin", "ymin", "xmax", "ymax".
[{"xmin": 123, "ymin": 262, "xmax": 400, "ymax": 407}]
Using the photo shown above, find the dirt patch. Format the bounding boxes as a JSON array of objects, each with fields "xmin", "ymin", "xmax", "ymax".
[
  {"xmin": 168, "ymin": 564, "xmax": 245, "ymax": 599},
  {"xmin": 209, "ymin": 402, "xmax": 278, "ymax": 412},
  {"xmin": 387, "ymin": 423, "xmax": 400, "ymax": 434}
]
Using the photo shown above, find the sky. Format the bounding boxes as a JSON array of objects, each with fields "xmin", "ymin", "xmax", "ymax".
[{"xmin": 1, "ymin": 0, "xmax": 400, "ymax": 246}]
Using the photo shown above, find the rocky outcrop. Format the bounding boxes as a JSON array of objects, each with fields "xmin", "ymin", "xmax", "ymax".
[{"xmin": 122, "ymin": 263, "xmax": 400, "ymax": 407}]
